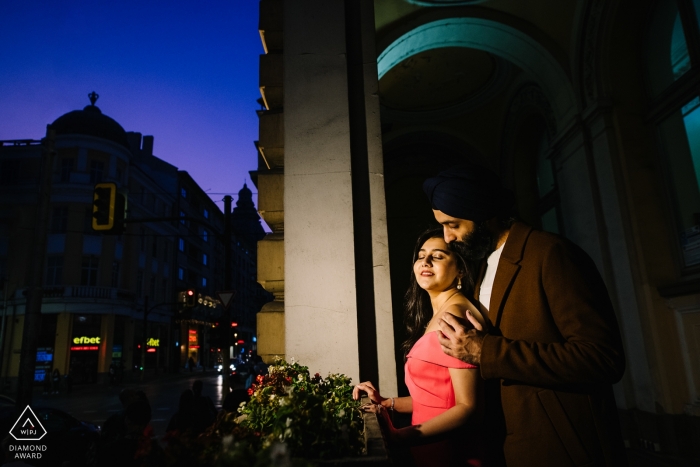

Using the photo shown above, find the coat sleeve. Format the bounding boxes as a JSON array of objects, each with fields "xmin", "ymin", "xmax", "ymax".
[{"xmin": 480, "ymin": 239, "xmax": 626, "ymax": 386}]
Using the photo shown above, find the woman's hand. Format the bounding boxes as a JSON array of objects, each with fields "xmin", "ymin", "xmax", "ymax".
[{"xmin": 352, "ymin": 381, "xmax": 385, "ymax": 405}]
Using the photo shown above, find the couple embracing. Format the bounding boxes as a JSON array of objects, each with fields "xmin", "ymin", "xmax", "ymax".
[{"xmin": 353, "ymin": 164, "xmax": 627, "ymax": 467}]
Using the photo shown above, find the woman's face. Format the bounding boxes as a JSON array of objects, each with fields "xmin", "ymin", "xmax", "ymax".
[{"xmin": 413, "ymin": 236, "xmax": 460, "ymax": 292}]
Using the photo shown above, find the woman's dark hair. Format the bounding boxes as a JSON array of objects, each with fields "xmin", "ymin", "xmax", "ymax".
[{"xmin": 400, "ymin": 226, "xmax": 472, "ymax": 358}]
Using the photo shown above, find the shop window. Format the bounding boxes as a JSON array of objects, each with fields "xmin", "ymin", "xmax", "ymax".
[
  {"xmin": 46, "ymin": 256, "xmax": 63, "ymax": 286},
  {"xmin": 81, "ymin": 256, "xmax": 99, "ymax": 286}
]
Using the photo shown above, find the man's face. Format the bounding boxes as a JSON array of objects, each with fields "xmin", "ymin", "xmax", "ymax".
[{"xmin": 432, "ymin": 209, "xmax": 494, "ymax": 262}]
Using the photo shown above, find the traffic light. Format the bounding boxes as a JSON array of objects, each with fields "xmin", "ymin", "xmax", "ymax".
[
  {"xmin": 92, "ymin": 182, "xmax": 125, "ymax": 233},
  {"xmin": 185, "ymin": 289, "xmax": 196, "ymax": 307}
]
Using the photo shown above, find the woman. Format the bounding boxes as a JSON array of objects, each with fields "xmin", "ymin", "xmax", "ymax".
[{"xmin": 353, "ymin": 227, "xmax": 486, "ymax": 466}]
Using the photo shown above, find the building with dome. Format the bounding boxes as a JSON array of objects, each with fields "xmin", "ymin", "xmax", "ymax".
[{"xmin": 0, "ymin": 93, "xmax": 271, "ymax": 389}]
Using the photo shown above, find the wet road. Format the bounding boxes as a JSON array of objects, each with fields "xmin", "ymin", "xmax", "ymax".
[{"xmin": 27, "ymin": 370, "xmax": 239, "ymax": 438}]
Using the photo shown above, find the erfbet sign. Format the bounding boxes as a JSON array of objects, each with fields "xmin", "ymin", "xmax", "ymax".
[{"xmin": 72, "ymin": 336, "xmax": 101, "ymax": 345}]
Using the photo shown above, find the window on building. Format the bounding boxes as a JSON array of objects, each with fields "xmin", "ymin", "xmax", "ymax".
[
  {"xmin": 179, "ymin": 238, "xmax": 185, "ymax": 252},
  {"xmin": 203, "ymin": 208, "xmax": 209, "ymax": 219},
  {"xmin": 202, "ymin": 253, "xmax": 208, "ymax": 266},
  {"xmin": 0, "ymin": 160, "xmax": 19, "ymax": 185},
  {"xmin": 202, "ymin": 229, "xmax": 208, "ymax": 243},
  {"xmin": 50, "ymin": 207, "xmax": 69, "ymax": 234},
  {"xmin": 89, "ymin": 160, "xmax": 105, "ymax": 184},
  {"xmin": 181, "ymin": 187, "xmax": 187, "ymax": 198},
  {"xmin": 60, "ymin": 158, "xmax": 74, "ymax": 183},
  {"xmin": 178, "ymin": 267, "xmax": 184, "ymax": 281},
  {"xmin": 46, "ymin": 256, "xmax": 63, "ymax": 286},
  {"xmin": 81, "ymin": 257, "xmax": 99, "ymax": 286},
  {"xmin": 84, "ymin": 207, "xmax": 94, "ymax": 233},
  {"xmin": 112, "ymin": 261, "xmax": 120, "ymax": 288},
  {"xmin": 180, "ymin": 211, "xmax": 186, "ymax": 225},
  {"xmin": 202, "ymin": 277, "xmax": 207, "ymax": 288},
  {"xmin": 647, "ymin": 0, "xmax": 700, "ymax": 269},
  {"xmin": 136, "ymin": 270, "xmax": 144, "ymax": 297}
]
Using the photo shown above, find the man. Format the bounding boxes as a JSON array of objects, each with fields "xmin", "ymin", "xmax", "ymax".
[{"xmin": 423, "ymin": 164, "xmax": 627, "ymax": 467}]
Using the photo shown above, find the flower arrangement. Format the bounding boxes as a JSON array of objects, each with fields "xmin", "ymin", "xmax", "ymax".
[{"xmin": 170, "ymin": 358, "xmax": 364, "ymax": 466}]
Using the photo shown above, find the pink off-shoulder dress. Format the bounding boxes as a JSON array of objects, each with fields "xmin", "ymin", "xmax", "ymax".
[{"xmin": 405, "ymin": 331, "xmax": 483, "ymax": 467}]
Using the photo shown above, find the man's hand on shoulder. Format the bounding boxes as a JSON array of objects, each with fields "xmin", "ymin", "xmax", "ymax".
[{"xmin": 438, "ymin": 310, "xmax": 486, "ymax": 366}]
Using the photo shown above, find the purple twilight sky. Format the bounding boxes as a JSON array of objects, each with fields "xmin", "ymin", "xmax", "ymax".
[{"xmin": 0, "ymin": 0, "xmax": 266, "ymax": 226}]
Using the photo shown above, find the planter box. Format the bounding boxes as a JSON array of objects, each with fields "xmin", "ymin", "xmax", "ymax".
[{"xmin": 316, "ymin": 410, "xmax": 390, "ymax": 466}]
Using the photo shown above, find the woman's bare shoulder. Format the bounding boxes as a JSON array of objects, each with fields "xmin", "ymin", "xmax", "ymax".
[{"xmin": 444, "ymin": 300, "xmax": 486, "ymax": 327}]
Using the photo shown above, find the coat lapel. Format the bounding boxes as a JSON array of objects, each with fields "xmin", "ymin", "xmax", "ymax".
[{"xmin": 489, "ymin": 222, "xmax": 532, "ymax": 328}]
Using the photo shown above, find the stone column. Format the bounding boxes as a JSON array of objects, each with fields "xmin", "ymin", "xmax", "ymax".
[
  {"xmin": 53, "ymin": 312, "xmax": 73, "ymax": 376},
  {"xmin": 283, "ymin": 0, "xmax": 397, "ymax": 392}
]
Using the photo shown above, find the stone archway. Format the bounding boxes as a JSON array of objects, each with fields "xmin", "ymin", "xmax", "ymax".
[{"xmin": 377, "ymin": 17, "xmax": 577, "ymax": 129}]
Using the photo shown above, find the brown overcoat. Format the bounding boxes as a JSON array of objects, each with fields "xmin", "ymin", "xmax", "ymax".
[{"xmin": 477, "ymin": 222, "xmax": 627, "ymax": 467}]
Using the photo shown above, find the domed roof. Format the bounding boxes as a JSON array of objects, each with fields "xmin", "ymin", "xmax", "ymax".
[{"xmin": 51, "ymin": 92, "xmax": 129, "ymax": 148}]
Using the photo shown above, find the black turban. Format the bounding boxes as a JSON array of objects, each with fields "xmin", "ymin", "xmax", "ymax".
[{"xmin": 423, "ymin": 164, "xmax": 515, "ymax": 222}]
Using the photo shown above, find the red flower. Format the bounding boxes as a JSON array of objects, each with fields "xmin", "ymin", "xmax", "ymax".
[{"xmin": 247, "ymin": 387, "xmax": 254, "ymax": 396}]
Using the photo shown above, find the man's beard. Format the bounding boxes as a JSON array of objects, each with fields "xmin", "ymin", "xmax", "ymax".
[{"xmin": 450, "ymin": 221, "xmax": 495, "ymax": 263}]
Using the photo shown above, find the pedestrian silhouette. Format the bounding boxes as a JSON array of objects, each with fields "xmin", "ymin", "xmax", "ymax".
[
  {"xmin": 166, "ymin": 389, "xmax": 210, "ymax": 436},
  {"xmin": 192, "ymin": 380, "xmax": 217, "ymax": 428},
  {"xmin": 97, "ymin": 390, "xmax": 163, "ymax": 466}
]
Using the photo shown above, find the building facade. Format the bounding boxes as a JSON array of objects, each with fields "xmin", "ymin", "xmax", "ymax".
[
  {"xmin": 0, "ymin": 95, "xmax": 270, "ymax": 389},
  {"xmin": 252, "ymin": 0, "xmax": 700, "ymax": 462}
]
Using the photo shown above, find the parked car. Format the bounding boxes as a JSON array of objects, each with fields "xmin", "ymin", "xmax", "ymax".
[{"xmin": 36, "ymin": 406, "xmax": 100, "ymax": 466}]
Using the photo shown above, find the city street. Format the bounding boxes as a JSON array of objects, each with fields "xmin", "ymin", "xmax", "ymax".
[{"xmin": 12, "ymin": 370, "xmax": 237, "ymax": 439}]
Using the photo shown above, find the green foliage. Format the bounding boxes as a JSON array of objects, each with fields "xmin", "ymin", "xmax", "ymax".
[{"xmin": 165, "ymin": 358, "xmax": 364, "ymax": 467}]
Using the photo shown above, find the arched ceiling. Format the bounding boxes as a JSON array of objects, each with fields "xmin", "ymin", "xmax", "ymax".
[
  {"xmin": 379, "ymin": 47, "xmax": 495, "ymax": 112},
  {"xmin": 374, "ymin": 0, "xmax": 578, "ymax": 56}
]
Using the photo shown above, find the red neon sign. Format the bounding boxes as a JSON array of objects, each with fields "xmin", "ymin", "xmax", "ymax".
[
  {"xmin": 71, "ymin": 345, "xmax": 99, "ymax": 351},
  {"xmin": 190, "ymin": 345, "xmax": 200, "ymax": 349},
  {"xmin": 188, "ymin": 330, "xmax": 197, "ymax": 334},
  {"xmin": 146, "ymin": 348, "xmax": 156, "ymax": 353},
  {"xmin": 237, "ymin": 339, "xmax": 244, "ymax": 344}
]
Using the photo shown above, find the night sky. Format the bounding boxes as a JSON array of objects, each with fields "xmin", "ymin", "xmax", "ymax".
[{"xmin": 0, "ymin": 0, "xmax": 264, "ymax": 224}]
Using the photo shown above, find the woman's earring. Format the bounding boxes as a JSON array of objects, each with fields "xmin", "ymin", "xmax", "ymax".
[{"xmin": 457, "ymin": 277, "xmax": 462, "ymax": 290}]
